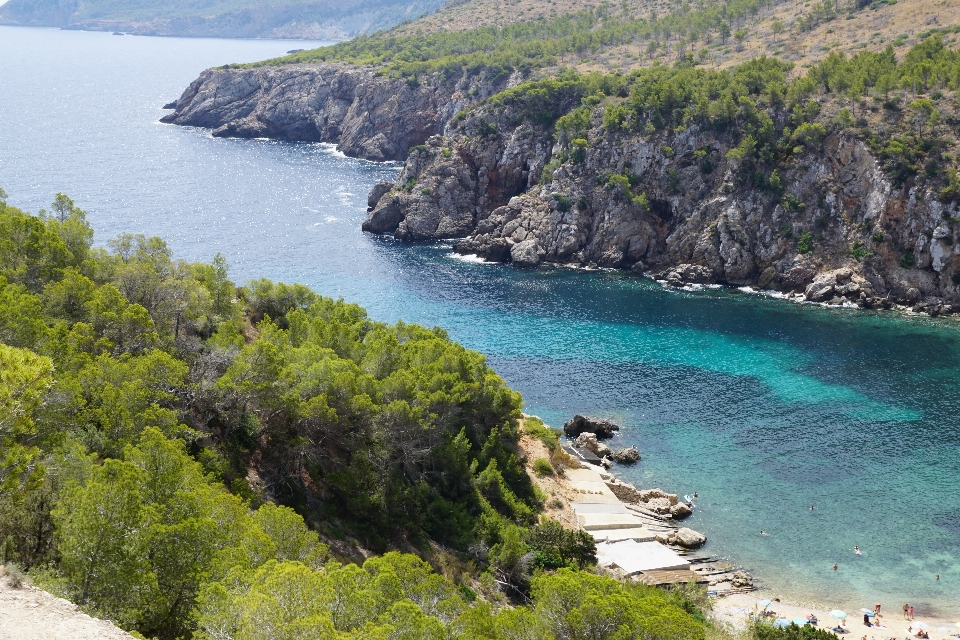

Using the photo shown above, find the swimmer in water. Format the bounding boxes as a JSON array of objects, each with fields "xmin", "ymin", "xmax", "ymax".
[
  {"xmin": 854, "ymin": 546, "xmax": 862, "ymax": 555},
  {"xmin": 810, "ymin": 505, "xmax": 815, "ymax": 510},
  {"xmin": 760, "ymin": 530, "xmax": 769, "ymax": 536},
  {"xmin": 833, "ymin": 563, "xmax": 839, "ymax": 571}
]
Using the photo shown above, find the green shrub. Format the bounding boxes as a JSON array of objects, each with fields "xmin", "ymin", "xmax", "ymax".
[
  {"xmin": 797, "ymin": 231, "xmax": 814, "ymax": 254},
  {"xmin": 900, "ymin": 250, "xmax": 915, "ymax": 268},
  {"xmin": 570, "ymin": 138, "xmax": 588, "ymax": 163},
  {"xmin": 783, "ymin": 193, "xmax": 806, "ymax": 212},
  {"xmin": 532, "ymin": 458, "xmax": 554, "ymax": 476},
  {"xmin": 523, "ymin": 416, "xmax": 560, "ymax": 451},
  {"xmin": 553, "ymin": 193, "xmax": 573, "ymax": 212},
  {"xmin": 872, "ymin": 231, "xmax": 885, "ymax": 242},
  {"xmin": 850, "ymin": 240, "xmax": 873, "ymax": 261}
]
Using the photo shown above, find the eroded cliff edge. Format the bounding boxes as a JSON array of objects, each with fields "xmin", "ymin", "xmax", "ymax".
[
  {"xmin": 364, "ymin": 84, "xmax": 960, "ymax": 313},
  {"xmin": 160, "ymin": 63, "xmax": 514, "ymax": 161}
]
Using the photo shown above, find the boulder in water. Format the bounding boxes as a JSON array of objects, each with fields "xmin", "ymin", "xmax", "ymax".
[
  {"xmin": 611, "ymin": 446, "xmax": 640, "ymax": 464},
  {"xmin": 674, "ymin": 527, "xmax": 707, "ymax": 548},
  {"xmin": 563, "ymin": 414, "xmax": 620, "ymax": 439}
]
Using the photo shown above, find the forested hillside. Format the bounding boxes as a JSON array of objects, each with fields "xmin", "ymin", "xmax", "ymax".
[
  {"xmin": 0, "ymin": 0, "xmax": 443, "ymax": 39},
  {"xmin": 257, "ymin": 0, "xmax": 959, "ymax": 78},
  {"xmin": 0, "ymin": 189, "xmax": 719, "ymax": 638}
]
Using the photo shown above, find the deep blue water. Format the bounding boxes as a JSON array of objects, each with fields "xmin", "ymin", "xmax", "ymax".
[{"xmin": 2, "ymin": 25, "xmax": 959, "ymax": 617}]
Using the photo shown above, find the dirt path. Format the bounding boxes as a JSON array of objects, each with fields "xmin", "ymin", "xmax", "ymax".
[{"xmin": 0, "ymin": 569, "xmax": 133, "ymax": 640}]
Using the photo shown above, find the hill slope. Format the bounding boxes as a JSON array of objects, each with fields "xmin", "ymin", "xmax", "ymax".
[
  {"xmin": 0, "ymin": 0, "xmax": 444, "ymax": 39},
  {"xmin": 398, "ymin": 0, "xmax": 960, "ymax": 75}
]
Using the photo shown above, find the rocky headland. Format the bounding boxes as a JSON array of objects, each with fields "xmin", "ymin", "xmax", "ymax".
[
  {"xmin": 160, "ymin": 63, "xmax": 516, "ymax": 161},
  {"xmin": 363, "ymin": 82, "xmax": 960, "ymax": 314},
  {"xmin": 162, "ymin": 55, "xmax": 960, "ymax": 314}
]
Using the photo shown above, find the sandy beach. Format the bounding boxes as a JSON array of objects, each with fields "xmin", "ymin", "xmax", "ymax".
[{"xmin": 716, "ymin": 592, "xmax": 958, "ymax": 640}]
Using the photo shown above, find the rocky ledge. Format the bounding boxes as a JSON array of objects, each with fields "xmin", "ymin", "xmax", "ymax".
[
  {"xmin": 364, "ymin": 84, "xmax": 960, "ymax": 313},
  {"xmin": 160, "ymin": 63, "xmax": 515, "ymax": 161}
]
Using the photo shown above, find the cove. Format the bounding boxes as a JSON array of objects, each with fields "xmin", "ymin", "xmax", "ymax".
[{"xmin": 2, "ymin": 26, "xmax": 959, "ymax": 615}]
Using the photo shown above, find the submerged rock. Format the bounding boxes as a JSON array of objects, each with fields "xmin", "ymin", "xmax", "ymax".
[{"xmin": 563, "ymin": 415, "xmax": 620, "ymax": 439}]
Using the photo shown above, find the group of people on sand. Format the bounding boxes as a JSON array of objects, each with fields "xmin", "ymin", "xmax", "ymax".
[{"xmin": 856, "ymin": 603, "xmax": 930, "ymax": 639}]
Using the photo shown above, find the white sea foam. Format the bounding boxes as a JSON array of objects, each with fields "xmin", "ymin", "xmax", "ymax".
[{"xmin": 448, "ymin": 252, "xmax": 490, "ymax": 264}]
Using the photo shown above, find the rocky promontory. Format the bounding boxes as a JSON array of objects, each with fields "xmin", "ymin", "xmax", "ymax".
[
  {"xmin": 160, "ymin": 63, "xmax": 515, "ymax": 161},
  {"xmin": 364, "ymin": 82, "xmax": 960, "ymax": 313}
]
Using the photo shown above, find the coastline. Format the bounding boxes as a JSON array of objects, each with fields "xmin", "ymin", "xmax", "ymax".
[
  {"xmin": 717, "ymin": 593, "xmax": 958, "ymax": 640},
  {"xmin": 520, "ymin": 416, "xmax": 958, "ymax": 631}
]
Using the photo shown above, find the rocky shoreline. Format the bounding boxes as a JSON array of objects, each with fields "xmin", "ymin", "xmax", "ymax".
[
  {"xmin": 523, "ymin": 414, "xmax": 758, "ymax": 596},
  {"xmin": 159, "ymin": 63, "xmax": 516, "ymax": 162},
  {"xmin": 362, "ymin": 87, "xmax": 960, "ymax": 314},
  {"xmin": 161, "ymin": 60, "xmax": 960, "ymax": 314}
]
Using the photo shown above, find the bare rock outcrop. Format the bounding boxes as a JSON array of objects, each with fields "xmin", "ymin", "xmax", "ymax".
[
  {"xmin": 656, "ymin": 527, "xmax": 707, "ymax": 549},
  {"xmin": 610, "ymin": 446, "xmax": 640, "ymax": 465},
  {"xmin": 365, "ymin": 83, "xmax": 960, "ymax": 311},
  {"xmin": 562, "ymin": 415, "xmax": 620, "ymax": 439},
  {"xmin": 573, "ymin": 432, "xmax": 612, "ymax": 458},
  {"xmin": 731, "ymin": 570, "xmax": 754, "ymax": 588},
  {"xmin": 161, "ymin": 64, "xmax": 513, "ymax": 161}
]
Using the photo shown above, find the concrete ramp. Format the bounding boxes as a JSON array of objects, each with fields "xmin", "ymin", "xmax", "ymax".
[
  {"xmin": 563, "ymin": 468, "xmax": 607, "ymax": 483},
  {"xmin": 578, "ymin": 512, "xmax": 651, "ymax": 531},
  {"xmin": 568, "ymin": 480, "xmax": 620, "ymax": 503},
  {"xmin": 588, "ymin": 527, "xmax": 657, "ymax": 543},
  {"xmin": 596, "ymin": 540, "xmax": 690, "ymax": 575},
  {"xmin": 571, "ymin": 502, "xmax": 628, "ymax": 514}
]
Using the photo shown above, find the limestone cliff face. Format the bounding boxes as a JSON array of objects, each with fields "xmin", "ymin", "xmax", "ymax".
[
  {"xmin": 365, "ymin": 97, "xmax": 960, "ymax": 312},
  {"xmin": 160, "ymin": 64, "xmax": 514, "ymax": 161}
]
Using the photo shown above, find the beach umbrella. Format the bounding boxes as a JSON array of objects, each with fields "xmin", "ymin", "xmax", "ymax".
[
  {"xmin": 794, "ymin": 618, "xmax": 808, "ymax": 626},
  {"xmin": 759, "ymin": 599, "xmax": 773, "ymax": 607},
  {"xmin": 773, "ymin": 619, "xmax": 791, "ymax": 628},
  {"xmin": 830, "ymin": 610, "xmax": 847, "ymax": 620},
  {"xmin": 860, "ymin": 608, "xmax": 875, "ymax": 617}
]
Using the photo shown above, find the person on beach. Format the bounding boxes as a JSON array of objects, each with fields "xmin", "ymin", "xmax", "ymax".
[
  {"xmin": 909, "ymin": 605, "xmax": 914, "ymax": 619},
  {"xmin": 903, "ymin": 603, "xmax": 909, "ymax": 619},
  {"xmin": 863, "ymin": 613, "xmax": 871, "ymax": 626},
  {"xmin": 874, "ymin": 604, "xmax": 881, "ymax": 618}
]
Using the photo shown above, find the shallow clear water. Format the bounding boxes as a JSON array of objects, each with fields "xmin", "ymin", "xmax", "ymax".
[{"xmin": 2, "ymin": 25, "xmax": 959, "ymax": 617}]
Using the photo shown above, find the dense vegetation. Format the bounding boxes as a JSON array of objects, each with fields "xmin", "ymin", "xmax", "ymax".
[
  {"xmin": 244, "ymin": 0, "xmax": 790, "ymax": 76},
  {"xmin": 0, "ymin": 191, "xmax": 714, "ymax": 638},
  {"xmin": 474, "ymin": 36, "xmax": 960, "ymax": 201}
]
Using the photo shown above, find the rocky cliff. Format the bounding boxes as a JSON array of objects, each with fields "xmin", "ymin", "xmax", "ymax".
[
  {"xmin": 364, "ymin": 87, "xmax": 960, "ymax": 313},
  {"xmin": 160, "ymin": 64, "xmax": 515, "ymax": 161}
]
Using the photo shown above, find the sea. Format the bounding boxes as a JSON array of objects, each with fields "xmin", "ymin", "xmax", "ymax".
[{"xmin": 1, "ymin": 25, "xmax": 958, "ymax": 617}]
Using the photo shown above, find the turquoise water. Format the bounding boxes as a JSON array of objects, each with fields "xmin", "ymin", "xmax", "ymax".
[{"xmin": 2, "ymin": 26, "xmax": 959, "ymax": 617}]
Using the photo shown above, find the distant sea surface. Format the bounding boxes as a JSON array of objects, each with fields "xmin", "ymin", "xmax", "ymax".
[{"xmin": 2, "ymin": 25, "xmax": 959, "ymax": 617}]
